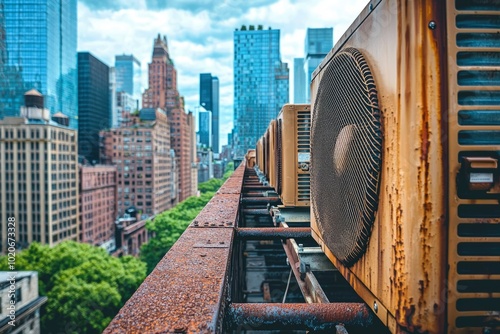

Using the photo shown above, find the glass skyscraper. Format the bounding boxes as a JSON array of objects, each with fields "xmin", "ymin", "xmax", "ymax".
[
  {"xmin": 233, "ymin": 26, "xmax": 289, "ymax": 157},
  {"xmin": 200, "ymin": 73, "xmax": 219, "ymax": 153},
  {"xmin": 0, "ymin": 0, "xmax": 78, "ymax": 129},
  {"xmin": 115, "ymin": 54, "xmax": 141, "ymax": 108},
  {"xmin": 293, "ymin": 58, "xmax": 306, "ymax": 103},
  {"xmin": 304, "ymin": 28, "xmax": 333, "ymax": 102},
  {"xmin": 78, "ymin": 52, "xmax": 110, "ymax": 163}
]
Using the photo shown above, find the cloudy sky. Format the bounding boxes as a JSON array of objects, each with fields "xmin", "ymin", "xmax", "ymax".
[{"xmin": 77, "ymin": 0, "xmax": 369, "ymax": 149}]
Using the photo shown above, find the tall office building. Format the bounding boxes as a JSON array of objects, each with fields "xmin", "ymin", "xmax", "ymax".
[
  {"xmin": 0, "ymin": 90, "xmax": 79, "ymax": 254},
  {"xmin": 0, "ymin": 0, "xmax": 78, "ymax": 129},
  {"xmin": 199, "ymin": 73, "xmax": 219, "ymax": 153},
  {"xmin": 77, "ymin": 52, "xmax": 110, "ymax": 163},
  {"xmin": 198, "ymin": 108, "xmax": 211, "ymax": 148},
  {"xmin": 293, "ymin": 58, "xmax": 306, "ymax": 103},
  {"xmin": 115, "ymin": 54, "xmax": 141, "ymax": 109},
  {"xmin": 143, "ymin": 34, "xmax": 195, "ymax": 201},
  {"xmin": 233, "ymin": 26, "xmax": 289, "ymax": 157},
  {"xmin": 304, "ymin": 28, "xmax": 333, "ymax": 102}
]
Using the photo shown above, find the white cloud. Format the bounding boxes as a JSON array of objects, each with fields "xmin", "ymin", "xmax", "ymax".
[{"xmin": 77, "ymin": 0, "xmax": 368, "ymax": 148}]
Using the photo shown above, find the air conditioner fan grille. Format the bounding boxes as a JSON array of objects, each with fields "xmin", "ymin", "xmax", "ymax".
[{"xmin": 311, "ymin": 47, "xmax": 382, "ymax": 266}]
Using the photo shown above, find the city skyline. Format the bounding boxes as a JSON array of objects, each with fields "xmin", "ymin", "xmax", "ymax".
[{"xmin": 77, "ymin": 0, "xmax": 368, "ymax": 148}]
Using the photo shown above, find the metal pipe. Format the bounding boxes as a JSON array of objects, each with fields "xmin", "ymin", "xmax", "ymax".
[
  {"xmin": 242, "ymin": 192, "xmax": 266, "ymax": 197},
  {"xmin": 227, "ymin": 303, "xmax": 374, "ymax": 330},
  {"xmin": 236, "ymin": 227, "xmax": 311, "ymax": 240},
  {"xmin": 241, "ymin": 197, "xmax": 280, "ymax": 204},
  {"xmin": 241, "ymin": 209, "xmax": 270, "ymax": 216},
  {"xmin": 242, "ymin": 186, "xmax": 275, "ymax": 191}
]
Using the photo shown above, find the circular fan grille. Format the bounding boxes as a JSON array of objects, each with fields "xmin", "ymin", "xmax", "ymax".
[{"xmin": 311, "ymin": 47, "xmax": 382, "ymax": 267}]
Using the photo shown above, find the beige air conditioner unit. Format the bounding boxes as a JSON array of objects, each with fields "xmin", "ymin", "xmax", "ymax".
[
  {"xmin": 275, "ymin": 104, "xmax": 311, "ymax": 207},
  {"xmin": 309, "ymin": 0, "xmax": 500, "ymax": 333}
]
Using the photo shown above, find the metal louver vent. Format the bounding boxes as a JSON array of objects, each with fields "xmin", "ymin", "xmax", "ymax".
[
  {"xmin": 297, "ymin": 111, "xmax": 311, "ymax": 153},
  {"xmin": 297, "ymin": 111, "xmax": 311, "ymax": 202},
  {"xmin": 450, "ymin": 1, "xmax": 500, "ymax": 330},
  {"xmin": 311, "ymin": 47, "xmax": 382, "ymax": 266}
]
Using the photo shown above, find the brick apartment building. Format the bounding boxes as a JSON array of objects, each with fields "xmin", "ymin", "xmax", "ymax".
[
  {"xmin": 79, "ymin": 165, "xmax": 117, "ymax": 249},
  {"xmin": 100, "ymin": 108, "xmax": 173, "ymax": 217}
]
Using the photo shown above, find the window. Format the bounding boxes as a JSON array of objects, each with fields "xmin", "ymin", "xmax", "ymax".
[{"xmin": 15, "ymin": 288, "xmax": 22, "ymax": 303}]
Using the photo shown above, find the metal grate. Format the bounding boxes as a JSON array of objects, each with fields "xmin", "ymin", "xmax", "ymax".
[
  {"xmin": 451, "ymin": 1, "xmax": 500, "ymax": 330},
  {"xmin": 297, "ymin": 110, "xmax": 311, "ymax": 202},
  {"xmin": 297, "ymin": 174, "xmax": 310, "ymax": 202},
  {"xmin": 311, "ymin": 47, "xmax": 382, "ymax": 266},
  {"xmin": 297, "ymin": 111, "xmax": 311, "ymax": 153}
]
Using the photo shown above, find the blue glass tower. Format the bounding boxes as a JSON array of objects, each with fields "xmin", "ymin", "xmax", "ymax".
[
  {"xmin": 115, "ymin": 54, "xmax": 141, "ymax": 108},
  {"xmin": 293, "ymin": 58, "xmax": 305, "ymax": 103},
  {"xmin": 0, "ymin": 0, "xmax": 78, "ymax": 129},
  {"xmin": 304, "ymin": 28, "xmax": 333, "ymax": 102},
  {"xmin": 199, "ymin": 73, "xmax": 219, "ymax": 153},
  {"xmin": 233, "ymin": 26, "xmax": 289, "ymax": 157}
]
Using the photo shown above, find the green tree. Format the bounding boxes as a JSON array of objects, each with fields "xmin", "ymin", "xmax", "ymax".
[{"xmin": 0, "ymin": 241, "xmax": 146, "ymax": 334}]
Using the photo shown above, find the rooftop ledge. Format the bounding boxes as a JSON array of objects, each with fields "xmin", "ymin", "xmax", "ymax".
[{"xmin": 104, "ymin": 162, "xmax": 245, "ymax": 333}]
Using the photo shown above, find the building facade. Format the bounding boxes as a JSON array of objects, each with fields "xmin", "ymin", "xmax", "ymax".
[
  {"xmin": 77, "ymin": 52, "xmax": 110, "ymax": 163},
  {"xmin": 233, "ymin": 26, "xmax": 289, "ymax": 157},
  {"xmin": 115, "ymin": 54, "xmax": 141, "ymax": 109},
  {"xmin": 199, "ymin": 73, "xmax": 219, "ymax": 153},
  {"xmin": 114, "ymin": 213, "xmax": 148, "ymax": 257},
  {"xmin": 116, "ymin": 91, "xmax": 137, "ymax": 127},
  {"xmin": 0, "ymin": 0, "xmax": 78, "ymax": 129},
  {"xmin": 79, "ymin": 165, "xmax": 117, "ymax": 247},
  {"xmin": 0, "ymin": 272, "xmax": 46, "ymax": 334},
  {"xmin": 0, "ymin": 91, "xmax": 79, "ymax": 253},
  {"xmin": 198, "ymin": 108, "xmax": 211, "ymax": 148},
  {"xmin": 293, "ymin": 58, "xmax": 306, "ymax": 103},
  {"xmin": 143, "ymin": 35, "xmax": 196, "ymax": 201},
  {"xmin": 303, "ymin": 28, "xmax": 333, "ymax": 102},
  {"xmin": 100, "ymin": 108, "xmax": 173, "ymax": 217}
]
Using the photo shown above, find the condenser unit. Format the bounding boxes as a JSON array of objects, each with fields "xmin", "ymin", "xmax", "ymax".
[
  {"xmin": 275, "ymin": 104, "xmax": 311, "ymax": 207},
  {"xmin": 256, "ymin": 138, "xmax": 263, "ymax": 172},
  {"xmin": 267, "ymin": 120, "xmax": 277, "ymax": 190},
  {"xmin": 310, "ymin": 1, "xmax": 500, "ymax": 333}
]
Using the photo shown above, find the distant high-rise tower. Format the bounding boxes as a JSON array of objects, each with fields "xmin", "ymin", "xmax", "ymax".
[
  {"xmin": 233, "ymin": 25, "xmax": 289, "ymax": 157},
  {"xmin": 198, "ymin": 108, "xmax": 211, "ymax": 148},
  {"xmin": 143, "ymin": 34, "xmax": 195, "ymax": 201},
  {"xmin": 199, "ymin": 73, "xmax": 219, "ymax": 153},
  {"xmin": 304, "ymin": 28, "xmax": 333, "ymax": 102},
  {"xmin": 294, "ymin": 58, "xmax": 306, "ymax": 103},
  {"xmin": 77, "ymin": 52, "xmax": 110, "ymax": 163},
  {"xmin": 115, "ymin": 54, "xmax": 141, "ymax": 108},
  {"xmin": 0, "ymin": 0, "xmax": 78, "ymax": 129}
]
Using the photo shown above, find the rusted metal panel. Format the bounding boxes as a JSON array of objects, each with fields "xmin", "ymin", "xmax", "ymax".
[
  {"xmin": 226, "ymin": 303, "xmax": 374, "ymax": 330},
  {"xmin": 235, "ymin": 227, "xmax": 311, "ymax": 240},
  {"xmin": 103, "ymin": 163, "xmax": 245, "ymax": 333},
  {"xmin": 310, "ymin": 0, "xmax": 447, "ymax": 333},
  {"xmin": 281, "ymin": 237, "xmax": 330, "ymax": 304}
]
